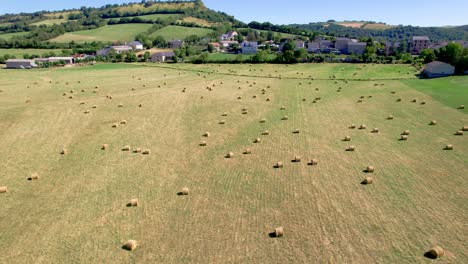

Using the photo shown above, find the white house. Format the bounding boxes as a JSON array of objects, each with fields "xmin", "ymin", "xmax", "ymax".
[
  {"xmin": 127, "ymin": 41, "xmax": 144, "ymax": 51},
  {"xmin": 241, "ymin": 41, "xmax": 258, "ymax": 54},
  {"xmin": 221, "ymin": 31, "xmax": 238, "ymax": 41},
  {"xmin": 220, "ymin": 41, "xmax": 238, "ymax": 48},
  {"xmin": 423, "ymin": 61, "xmax": 455, "ymax": 78}
]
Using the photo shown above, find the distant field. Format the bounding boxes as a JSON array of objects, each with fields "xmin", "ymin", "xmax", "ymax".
[
  {"xmin": 0, "ymin": 63, "xmax": 466, "ymax": 263},
  {"xmin": 362, "ymin": 23, "xmax": 395, "ymax": 30},
  {"xmin": 50, "ymin": 24, "xmax": 153, "ymax": 43},
  {"xmin": 116, "ymin": 2, "xmax": 196, "ymax": 13},
  {"xmin": 121, "ymin": 13, "xmax": 183, "ymax": 22},
  {"xmin": 180, "ymin": 16, "xmax": 214, "ymax": 27},
  {"xmin": 0, "ymin": 31, "xmax": 29, "ymax": 40},
  {"xmin": 150, "ymin": 25, "xmax": 213, "ymax": 40},
  {"xmin": 0, "ymin": 49, "xmax": 70, "ymax": 58},
  {"xmin": 335, "ymin": 22, "xmax": 365, "ymax": 28},
  {"xmin": 44, "ymin": 11, "xmax": 80, "ymax": 18},
  {"xmin": 31, "ymin": 18, "xmax": 68, "ymax": 26}
]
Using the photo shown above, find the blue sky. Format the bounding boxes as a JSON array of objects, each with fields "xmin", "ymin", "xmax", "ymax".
[{"xmin": 0, "ymin": 0, "xmax": 467, "ymax": 27}]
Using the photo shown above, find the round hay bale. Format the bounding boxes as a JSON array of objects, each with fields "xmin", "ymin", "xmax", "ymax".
[
  {"xmin": 219, "ymin": 120, "xmax": 226, "ymax": 125},
  {"xmin": 84, "ymin": 110, "xmax": 90, "ymax": 114},
  {"xmin": 387, "ymin": 115, "xmax": 394, "ymax": 120},
  {"xmin": 181, "ymin": 187, "xmax": 189, "ymax": 195},
  {"xmin": 293, "ymin": 156, "xmax": 301, "ymax": 162},
  {"xmin": 293, "ymin": 129, "xmax": 300, "ymax": 134},
  {"xmin": 401, "ymin": 130, "xmax": 410, "ymax": 135},
  {"xmin": 120, "ymin": 120, "xmax": 127, "ymax": 125},
  {"xmin": 244, "ymin": 148, "xmax": 252, "ymax": 154},
  {"xmin": 129, "ymin": 198, "xmax": 139, "ymax": 207},
  {"xmin": 274, "ymin": 227, "xmax": 284, "ymax": 237},
  {"xmin": 237, "ymin": 96, "xmax": 242, "ymax": 100},
  {"xmin": 118, "ymin": 104, "xmax": 123, "ymax": 107},
  {"xmin": 92, "ymin": 105, "xmax": 97, "ymax": 109},
  {"xmin": 200, "ymin": 141, "xmax": 207, "ymax": 146},
  {"xmin": 366, "ymin": 166, "xmax": 375, "ymax": 173},
  {"xmin": 411, "ymin": 99, "xmax": 417, "ymax": 103},
  {"xmin": 347, "ymin": 146, "xmax": 355, "ymax": 151},
  {"xmin": 349, "ymin": 124, "xmax": 356, "ymax": 129},
  {"xmin": 359, "ymin": 124, "xmax": 367, "ymax": 130},
  {"xmin": 427, "ymin": 246, "xmax": 445, "ymax": 259},
  {"xmin": 203, "ymin": 132, "xmax": 210, "ymax": 137},
  {"xmin": 462, "ymin": 126, "xmax": 468, "ymax": 131},
  {"xmin": 455, "ymin": 130, "xmax": 463, "ymax": 135},
  {"xmin": 420, "ymin": 101, "xmax": 426, "ymax": 105},
  {"xmin": 60, "ymin": 149, "xmax": 68, "ymax": 155},
  {"xmin": 357, "ymin": 99, "xmax": 363, "ymax": 103},
  {"xmin": 401, "ymin": 135, "xmax": 408, "ymax": 140},
  {"xmin": 112, "ymin": 123, "xmax": 119, "ymax": 128},
  {"xmin": 254, "ymin": 138, "xmax": 262, "ymax": 143},
  {"xmin": 0, "ymin": 186, "xmax": 7, "ymax": 193},
  {"xmin": 266, "ymin": 98, "xmax": 271, "ymax": 102},
  {"xmin": 458, "ymin": 105, "xmax": 465, "ymax": 109},
  {"xmin": 68, "ymin": 96, "xmax": 73, "ymax": 99},
  {"xmin": 102, "ymin": 144, "xmax": 109, "ymax": 150},
  {"xmin": 123, "ymin": 240, "xmax": 137, "ymax": 251},
  {"xmin": 302, "ymin": 98, "xmax": 307, "ymax": 102},
  {"xmin": 309, "ymin": 159, "xmax": 318, "ymax": 165},
  {"xmin": 275, "ymin": 162, "xmax": 284, "ymax": 168},
  {"xmin": 344, "ymin": 136, "xmax": 351, "ymax": 141},
  {"xmin": 445, "ymin": 144, "xmax": 453, "ymax": 150},
  {"xmin": 430, "ymin": 120, "xmax": 437, "ymax": 125},
  {"xmin": 139, "ymin": 103, "xmax": 143, "ymax": 108},
  {"xmin": 29, "ymin": 173, "xmax": 40, "ymax": 180},
  {"xmin": 282, "ymin": 116, "xmax": 289, "ymax": 121},
  {"xmin": 280, "ymin": 106, "xmax": 286, "ymax": 110},
  {"xmin": 142, "ymin": 149, "xmax": 151, "ymax": 155},
  {"xmin": 260, "ymin": 119, "xmax": 266, "ymax": 123},
  {"xmin": 371, "ymin": 128, "xmax": 379, "ymax": 133},
  {"xmin": 226, "ymin": 152, "xmax": 234, "ymax": 158},
  {"xmin": 80, "ymin": 101, "xmax": 86, "ymax": 105},
  {"xmin": 362, "ymin": 177, "xmax": 373, "ymax": 184},
  {"xmin": 262, "ymin": 130, "xmax": 270, "ymax": 136},
  {"xmin": 134, "ymin": 148, "xmax": 142, "ymax": 153},
  {"xmin": 122, "ymin": 146, "xmax": 131, "ymax": 151},
  {"xmin": 242, "ymin": 107, "xmax": 248, "ymax": 111}
]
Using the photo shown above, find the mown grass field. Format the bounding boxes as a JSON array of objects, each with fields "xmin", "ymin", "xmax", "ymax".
[
  {"xmin": 0, "ymin": 63, "xmax": 467, "ymax": 263},
  {"xmin": 150, "ymin": 25, "xmax": 213, "ymax": 40},
  {"xmin": 0, "ymin": 48, "xmax": 70, "ymax": 58},
  {"xmin": 50, "ymin": 24, "xmax": 153, "ymax": 43}
]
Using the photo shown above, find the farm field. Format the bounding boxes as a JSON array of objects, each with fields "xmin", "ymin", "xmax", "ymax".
[
  {"xmin": 50, "ymin": 24, "xmax": 153, "ymax": 43},
  {"xmin": 0, "ymin": 49, "xmax": 70, "ymax": 58},
  {"xmin": 0, "ymin": 63, "xmax": 467, "ymax": 263},
  {"xmin": 149, "ymin": 25, "xmax": 213, "ymax": 40},
  {"xmin": 31, "ymin": 18, "xmax": 68, "ymax": 26},
  {"xmin": 0, "ymin": 31, "xmax": 29, "ymax": 40}
]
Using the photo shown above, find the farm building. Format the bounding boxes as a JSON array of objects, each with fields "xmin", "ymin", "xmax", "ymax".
[
  {"xmin": 127, "ymin": 41, "xmax": 144, "ymax": 51},
  {"xmin": 241, "ymin": 41, "xmax": 258, "ymax": 54},
  {"xmin": 335, "ymin": 37, "xmax": 351, "ymax": 53},
  {"xmin": 150, "ymin": 51, "xmax": 175, "ymax": 63},
  {"xmin": 307, "ymin": 42, "xmax": 320, "ymax": 53},
  {"xmin": 411, "ymin": 36, "xmax": 430, "ymax": 55},
  {"xmin": 348, "ymin": 42, "xmax": 367, "ymax": 55},
  {"xmin": 5, "ymin": 59, "xmax": 38, "ymax": 69},
  {"xmin": 169, "ymin": 40, "xmax": 184, "ymax": 49},
  {"xmin": 423, "ymin": 61, "xmax": 455, "ymax": 78},
  {"xmin": 97, "ymin": 46, "xmax": 133, "ymax": 56},
  {"xmin": 36, "ymin": 57, "xmax": 75, "ymax": 64}
]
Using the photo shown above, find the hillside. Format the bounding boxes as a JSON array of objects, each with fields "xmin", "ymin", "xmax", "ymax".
[
  {"xmin": 290, "ymin": 22, "xmax": 468, "ymax": 42},
  {"xmin": 0, "ymin": 0, "xmax": 239, "ymax": 47}
]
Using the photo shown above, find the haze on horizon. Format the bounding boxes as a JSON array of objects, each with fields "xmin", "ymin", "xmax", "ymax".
[{"xmin": 0, "ymin": 0, "xmax": 466, "ymax": 27}]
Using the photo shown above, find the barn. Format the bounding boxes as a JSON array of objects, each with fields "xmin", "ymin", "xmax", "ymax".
[{"xmin": 423, "ymin": 61, "xmax": 455, "ymax": 78}]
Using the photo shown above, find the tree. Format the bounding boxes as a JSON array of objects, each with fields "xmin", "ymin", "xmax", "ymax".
[
  {"xmin": 419, "ymin": 49, "xmax": 436, "ymax": 64},
  {"xmin": 251, "ymin": 50, "xmax": 269, "ymax": 63},
  {"xmin": 152, "ymin": 36, "xmax": 167, "ymax": 48},
  {"xmin": 294, "ymin": 48, "xmax": 308, "ymax": 62},
  {"xmin": 436, "ymin": 42, "xmax": 463, "ymax": 65},
  {"xmin": 362, "ymin": 46, "xmax": 377, "ymax": 62},
  {"xmin": 207, "ymin": 44, "xmax": 214, "ymax": 53}
]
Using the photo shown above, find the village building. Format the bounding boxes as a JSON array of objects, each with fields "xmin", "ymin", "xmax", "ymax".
[
  {"xmin": 5, "ymin": 59, "xmax": 38, "ymax": 69},
  {"xmin": 169, "ymin": 40, "xmax": 184, "ymax": 49},
  {"xmin": 385, "ymin": 42, "xmax": 401, "ymax": 56},
  {"xmin": 150, "ymin": 51, "xmax": 176, "ymax": 63},
  {"xmin": 241, "ymin": 41, "xmax": 258, "ymax": 54},
  {"xmin": 335, "ymin": 37, "xmax": 351, "ymax": 54},
  {"xmin": 411, "ymin": 36, "xmax": 430, "ymax": 55},
  {"xmin": 97, "ymin": 46, "xmax": 133, "ymax": 56},
  {"xmin": 348, "ymin": 42, "xmax": 367, "ymax": 55},
  {"xmin": 307, "ymin": 42, "xmax": 320, "ymax": 53},
  {"xmin": 423, "ymin": 61, "xmax": 455, "ymax": 78},
  {"xmin": 209, "ymin": 42, "xmax": 221, "ymax": 52},
  {"xmin": 127, "ymin": 41, "xmax": 144, "ymax": 51},
  {"xmin": 295, "ymin": 41, "xmax": 306, "ymax": 50},
  {"xmin": 221, "ymin": 31, "xmax": 238, "ymax": 41},
  {"xmin": 220, "ymin": 41, "xmax": 238, "ymax": 48}
]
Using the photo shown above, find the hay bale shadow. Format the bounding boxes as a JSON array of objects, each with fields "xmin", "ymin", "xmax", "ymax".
[
  {"xmin": 121, "ymin": 245, "xmax": 132, "ymax": 251},
  {"xmin": 291, "ymin": 159, "xmax": 299, "ymax": 163},
  {"xmin": 363, "ymin": 169, "xmax": 372, "ymax": 173},
  {"xmin": 27, "ymin": 178, "xmax": 32, "ymax": 181},
  {"xmin": 126, "ymin": 203, "xmax": 133, "ymax": 207},
  {"xmin": 361, "ymin": 181, "xmax": 369, "ymax": 185},
  {"xmin": 424, "ymin": 252, "xmax": 437, "ymax": 259},
  {"xmin": 268, "ymin": 232, "xmax": 278, "ymax": 238},
  {"xmin": 177, "ymin": 192, "xmax": 188, "ymax": 196}
]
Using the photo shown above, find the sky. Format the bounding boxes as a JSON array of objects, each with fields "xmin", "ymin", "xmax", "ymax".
[{"xmin": 0, "ymin": 0, "xmax": 467, "ymax": 27}]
